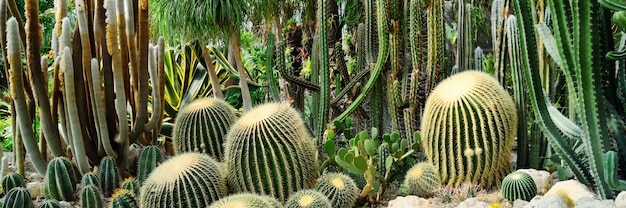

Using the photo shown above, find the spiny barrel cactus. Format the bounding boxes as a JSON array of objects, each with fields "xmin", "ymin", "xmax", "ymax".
[
  {"xmin": 120, "ymin": 177, "xmax": 139, "ymax": 196},
  {"xmin": 81, "ymin": 172, "xmax": 100, "ymax": 187},
  {"xmin": 137, "ymin": 145, "xmax": 164, "ymax": 184},
  {"xmin": 80, "ymin": 185, "xmax": 103, "ymax": 208},
  {"xmin": 224, "ymin": 103, "xmax": 318, "ymax": 202},
  {"xmin": 501, "ymin": 171, "xmax": 537, "ymax": 202},
  {"xmin": 44, "ymin": 157, "xmax": 77, "ymax": 201},
  {"xmin": 420, "ymin": 71, "xmax": 517, "ymax": 188},
  {"xmin": 172, "ymin": 98, "xmax": 236, "ymax": 160},
  {"xmin": 285, "ymin": 189, "xmax": 332, "ymax": 208},
  {"xmin": 400, "ymin": 162, "xmax": 441, "ymax": 196},
  {"xmin": 36, "ymin": 200, "xmax": 62, "ymax": 208},
  {"xmin": 99, "ymin": 156, "xmax": 120, "ymax": 197},
  {"xmin": 313, "ymin": 172, "xmax": 358, "ymax": 208},
  {"xmin": 208, "ymin": 193, "xmax": 282, "ymax": 208},
  {"xmin": 2, "ymin": 173, "xmax": 26, "ymax": 193},
  {"xmin": 3, "ymin": 187, "xmax": 31, "ymax": 208},
  {"xmin": 139, "ymin": 153, "xmax": 227, "ymax": 208},
  {"xmin": 110, "ymin": 189, "xmax": 138, "ymax": 208}
]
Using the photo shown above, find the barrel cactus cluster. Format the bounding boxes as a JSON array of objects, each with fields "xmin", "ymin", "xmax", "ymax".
[{"xmin": 400, "ymin": 162, "xmax": 441, "ymax": 197}]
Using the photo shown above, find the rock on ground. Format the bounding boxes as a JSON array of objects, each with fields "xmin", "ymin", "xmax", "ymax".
[
  {"xmin": 574, "ymin": 197, "xmax": 616, "ymax": 208},
  {"xmin": 544, "ymin": 179, "xmax": 596, "ymax": 206},
  {"xmin": 517, "ymin": 169, "xmax": 553, "ymax": 195},
  {"xmin": 616, "ymin": 191, "xmax": 626, "ymax": 208},
  {"xmin": 387, "ymin": 195, "xmax": 430, "ymax": 208},
  {"xmin": 523, "ymin": 196, "xmax": 568, "ymax": 208},
  {"xmin": 513, "ymin": 199, "xmax": 529, "ymax": 208},
  {"xmin": 456, "ymin": 198, "xmax": 490, "ymax": 208}
]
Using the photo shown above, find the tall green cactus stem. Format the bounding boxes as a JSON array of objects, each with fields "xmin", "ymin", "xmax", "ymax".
[
  {"xmin": 6, "ymin": 17, "xmax": 47, "ymax": 175},
  {"xmin": 137, "ymin": 145, "xmax": 164, "ymax": 183},
  {"xmin": 400, "ymin": 162, "xmax": 441, "ymax": 197},
  {"xmin": 455, "ymin": 0, "xmax": 472, "ymax": 72},
  {"xmin": 209, "ymin": 193, "xmax": 282, "ymax": 208},
  {"xmin": 506, "ymin": 17, "xmax": 529, "ymax": 168},
  {"xmin": 316, "ymin": 0, "xmax": 330, "ymax": 141},
  {"xmin": 426, "ymin": 0, "xmax": 446, "ymax": 94},
  {"xmin": 3, "ymin": 187, "xmax": 30, "ymax": 208},
  {"xmin": 421, "ymin": 71, "xmax": 517, "ymax": 188},
  {"xmin": 364, "ymin": 0, "xmax": 378, "ymax": 64},
  {"xmin": 286, "ymin": 189, "xmax": 332, "ymax": 208},
  {"xmin": 110, "ymin": 189, "xmax": 138, "ymax": 208},
  {"xmin": 501, "ymin": 171, "xmax": 537, "ymax": 202},
  {"xmin": 172, "ymin": 98, "xmax": 236, "ymax": 159},
  {"xmin": 44, "ymin": 157, "xmax": 77, "ymax": 201},
  {"xmin": 409, "ymin": 0, "xmax": 426, "ymax": 103},
  {"xmin": 105, "ymin": 0, "xmax": 128, "ymax": 146},
  {"xmin": 99, "ymin": 156, "xmax": 120, "ymax": 197},
  {"xmin": 120, "ymin": 177, "xmax": 139, "ymax": 196},
  {"xmin": 81, "ymin": 172, "xmax": 100, "ymax": 187},
  {"xmin": 474, "ymin": 47, "xmax": 483, "ymax": 71},
  {"xmin": 224, "ymin": 103, "xmax": 318, "ymax": 202},
  {"xmin": 265, "ymin": 33, "xmax": 280, "ymax": 101},
  {"xmin": 90, "ymin": 58, "xmax": 115, "ymax": 157},
  {"xmin": 314, "ymin": 172, "xmax": 358, "ymax": 208},
  {"xmin": 139, "ymin": 153, "xmax": 227, "ymax": 208},
  {"xmin": 491, "ymin": 0, "xmax": 507, "ymax": 84},
  {"xmin": 2, "ymin": 173, "xmax": 25, "ymax": 193},
  {"xmin": 37, "ymin": 200, "xmax": 62, "ymax": 208},
  {"xmin": 80, "ymin": 185, "xmax": 104, "ymax": 208}
]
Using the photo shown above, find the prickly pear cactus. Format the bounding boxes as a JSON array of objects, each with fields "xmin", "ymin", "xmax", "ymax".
[
  {"xmin": 44, "ymin": 157, "xmax": 77, "ymax": 201},
  {"xmin": 80, "ymin": 185, "xmax": 103, "ymax": 208},
  {"xmin": 313, "ymin": 173, "xmax": 358, "ymax": 208},
  {"xmin": 400, "ymin": 162, "xmax": 441, "ymax": 196},
  {"xmin": 501, "ymin": 171, "xmax": 537, "ymax": 202},
  {"xmin": 208, "ymin": 193, "xmax": 282, "ymax": 208},
  {"xmin": 285, "ymin": 189, "xmax": 332, "ymax": 208},
  {"xmin": 421, "ymin": 71, "xmax": 517, "ymax": 188},
  {"xmin": 2, "ymin": 173, "xmax": 26, "ymax": 193}
]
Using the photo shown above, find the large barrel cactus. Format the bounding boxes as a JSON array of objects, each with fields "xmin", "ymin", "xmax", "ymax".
[
  {"xmin": 224, "ymin": 103, "xmax": 318, "ymax": 202},
  {"xmin": 400, "ymin": 162, "xmax": 441, "ymax": 197},
  {"xmin": 172, "ymin": 98, "xmax": 236, "ymax": 160},
  {"xmin": 421, "ymin": 71, "xmax": 517, "ymax": 188}
]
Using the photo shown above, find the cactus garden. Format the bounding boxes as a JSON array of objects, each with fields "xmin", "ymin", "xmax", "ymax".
[{"xmin": 1, "ymin": 0, "xmax": 626, "ymax": 207}]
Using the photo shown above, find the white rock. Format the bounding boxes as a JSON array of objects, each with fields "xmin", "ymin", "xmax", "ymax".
[
  {"xmin": 513, "ymin": 199, "xmax": 529, "ymax": 208},
  {"xmin": 26, "ymin": 181, "xmax": 43, "ymax": 198},
  {"xmin": 616, "ymin": 191, "xmax": 626, "ymax": 208},
  {"xmin": 387, "ymin": 195, "xmax": 430, "ymax": 208},
  {"xmin": 455, "ymin": 198, "xmax": 490, "ymax": 208},
  {"xmin": 544, "ymin": 179, "xmax": 596, "ymax": 205},
  {"xmin": 523, "ymin": 195, "xmax": 567, "ymax": 208},
  {"xmin": 28, "ymin": 172, "xmax": 43, "ymax": 181},
  {"xmin": 58, "ymin": 201, "xmax": 74, "ymax": 208},
  {"xmin": 574, "ymin": 197, "xmax": 616, "ymax": 208},
  {"xmin": 517, "ymin": 169, "xmax": 553, "ymax": 194}
]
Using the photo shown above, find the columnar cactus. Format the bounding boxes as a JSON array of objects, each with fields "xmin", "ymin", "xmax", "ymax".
[
  {"xmin": 208, "ymin": 193, "xmax": 282, "ymax": 208},
  {"xmin": 313, "ymin": 173, "xmax": 358, "ymax": 208},
  {"xmin": 37, "ymin": 200, "xmax": 62, "ymax": 208},
  {"xmin": 421, "ymin": 71, "xmax": 517, "ymax": 188},
  {"xmin": 81, "ymin": 172, "xmax": 100, "ymax": 187},
  {"xmin": 2, "ymin": 173, "xmax": 26, "ymax": 193},
  {"xmin": 3, "ymin": 187, "xmax": 31, "ymax": 208},
  {"xmin": 110, "ymin": 189, "xmax": 138, "ymax": 208},
  {"xmin": 120, "ymin": 177, "xmax": 139, "ymax": 196},
  {"xmin": 137, "ymin": 145, "xmax": 164, "ymax": 183},
  {"xmin": 400, "ymin": 162, "xmax": 441, "ymax": 196},
  {"xmin": 80, "ymin": 185, "xmax": 103, "ymax": 208},
  {"xmin": 44, "ymin": 157, "xmax": 77, "ymax": 201},
  {"xmin": 501, "ymin": 171, "xmax": 537, "ymax": 202},
  {"xmin": 139, "ymin": 153, "xmax": 227, "ymax": 208},
  {"xmin": 224, "ymin": 103, "xmax": 318, "ymax": 202},
  {"xmin": 172, "ymin": 98, "xmax": 236, "ymax": 160},
  {"xmin": 99, "ymin": 156, "xmax": 120, "ymax": 197},
  {"xmin": 285, "ymin": 189, "xmax": 332, "ymax": 208}
]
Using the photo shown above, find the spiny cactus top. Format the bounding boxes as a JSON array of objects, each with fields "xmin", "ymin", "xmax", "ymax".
[
  {"xmin": 421, "ymin": 71, "xmax": 517, "ymax": 188},
  {"xmin": 314, "ymin": 172, "xmax": 358, "ymax": 208},
  {"xmin": 501, "ymin": 171, "xmax": 537, "ymax": 202},
  {"xmin": 208, "ymin": 193, "xmax": 283, "ymax": 208},
  {"xmin": 401, "ymin": 162, "xmax": 441, "ymax": 197},
  {"xmin": 285, "ymin": 189, "xmax": 333, "ymax": 208}
]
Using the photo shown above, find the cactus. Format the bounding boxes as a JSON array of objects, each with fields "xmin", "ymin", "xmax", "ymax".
[
  {"xmin": 172, "ymin": 98, "xmax": 236, "ymax": 159},
  {"xmin": 474, "ymin": 47, "xmax": 484, "ymax": 71},
  {"xmin": 421, "ymin": 71, "xmax": 517, "ymax": 188},
  {"xmin": 316, "ymin": 0, "xmax": 330, "ymax": 141},
  {"xmin": 81, "ymin": 172, "xmax": 100, "ymax": 187},
  {"xmin": 265, "ymin": 33, "xmax": 280, "ymax": 101},
  {"xmin": 139, "ymin": 153, "xmax": 227, "ymax": 208},
  {"xmin": 99, "ymin": 156, "xmax": 120, "ymax": 197},
  {"xmin": 313, "ymin": 172, "xmax": 358, "ymax": 208},
  {"xmin": 137, "ymin": 145, "xmax": 164, "ymax": 184},
  {"xmin": 37, "ymin": 200, "xmax": 62, "ymax": 208},
  {"xmin": 400, "ymin": 162, "xmax": 441, "ymax": 197},
  {"xmin": 224, "ymin": 103, "xmax": 318, "ymax": 202},
  {"xmin": 2, "ymin": 173, "xmax": 26, "ymax": 193},
  {"xmin": 80, "ymin": 185, "xmax": 103, "ymax": 208},
  {"xmin": 120, "ymin": 177, "xmax": 139, "ymax": 196},
  {"xmin": 110, "ymin": 189, "xmax": 138, "ymax": 208},
  {"xmin": 501, "ymin": 171, "xmax": 537, "ymax": 202},
  {"xmin": 285, "ymin": 189, "xmax": 332, "ymax": 208},
  {"xmin": 208, "ymin": 193, "xmax": 282, "ymax": 208},
  {"xmin": 44, "ymin": 157, "xmax": 77, "ymax": 201},
  {"xmin": 2, "ymin": 187, "xmax": 31, "ymax": 208}
]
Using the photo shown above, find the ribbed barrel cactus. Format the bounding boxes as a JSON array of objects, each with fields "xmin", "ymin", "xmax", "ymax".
[
  {"xmin": 2, "ymin": 173, "xmax": 26, "ymax": 193},
  {"xmin": 137, "ymin": 145, "xmax": 164, "ymax": 183},
  {"xmin": 400, "ymin": 162, "xmax": 441, "ymax": 196},
  {"xmin": 99, "ymin": 157, "xmax": 120, "ymax": 197},
  {"xmin": 421, "ymin": 71, "xmax": 517, "ymax": 188},
  {"xmin": 313, "ymin": 172, "xmax": 358, "ymax": 208},
  {"xmin": 224, "ymin": 103, "xmax": 318, "ymax": 202},
  {"xmin": 172, "ymin": 98, "xmax": 236, "ymax": 160},
  {"xmin": 80, "ymin": 185, "xmax": 103, "ymax": 208},
  {"xmin": 3, "ymin": 187, "xmax": 31, "ymax": 208},
  {"xmin": 37, "ymin": 200, "xmax": 62, "ymax": 208},
  {"xmin": 120, "ymin": 177, "xmax": 139, "ymax": 196},
  {"xmin": 110, "ymin": 189, "xmax": 138, "ymax": 208},
  {"xmin": 285, "ymin": 189, "xmax": 332, "ymax": 208},
  {"xmin": 208, "ymin": 193, "xmax": 282, "ymax": 208},
  {"xmin": 139, "ymin": 153, "xmax": 227, "ymax": 208},
  {"xmin": 81, "ymin": 172, "xmax": 100, "ymax": 187},
  {"xmin": 44, "ymin": 157, "xmax": 77, "ymax": 201},
  {"xmin": 501, "ymin": 171, "xmax": 537, "ymax": 202}
]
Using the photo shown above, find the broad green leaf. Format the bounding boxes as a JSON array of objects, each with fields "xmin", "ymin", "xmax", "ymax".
[
  {"xmin": 385, "ymin": 156, "xmax": 393, "ymax": 170},
  {"xmin": 354, "ymin": 155, "xmax": 368, "ymax": 171},
  {"xmin": 364, "ymin": 139, "xmax": 378, "ymax": 157},
  {"xmin": 327, "ymin": 130, "xmax": 335, "ymax": 140},
  {"xmin": 335, "ymin": 155, "xmax": 350, "ymax": 169},
  {"xmin": 324, "ymin": 140, "xmax": 336, "ymax": 156}
]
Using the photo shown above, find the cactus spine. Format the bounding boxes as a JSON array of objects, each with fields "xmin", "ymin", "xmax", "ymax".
[
  {"xmin": 120, "ymin": 177, "xmax": 139, "ymax": 196},
  {"xmin": 224, "ymin": 103, "xmax": 318, "ymax": 202},
  {"xmin": 99, "ymin": 156, "xmax": 120, "ymax": 197},
  {"xmin": 44, "ymin": 157, "xmax": 77, "ymax": 201},
  {"xmin": 2, "ymin": 173, "xmax": 26, "ymax": 193},
  {"xmin": 421, "ymin": 71, "xmax": 517, "ymax": 188},
  {"xmin": 110, "ymin": 189, "xmax": 138, "ymax": 208},
  {"xmin": 37, "ymin": 200, "xmax": 62, "ymax": 208},
  {"xmin": 313, "ymin": 172, "xmax": 358, "ymax": 208},
  {"xmin": 3, "ymin": 187, "xmax": 31, "ymax": 208},
  {"xmin": 137, "ymin": 145, "xmax": 164, "ymax": 184},
  {"xmin": 80, "ymin": 185, "xmax": 104, "ymax": 208},
  {"xmin": 139, "ymin": 153, "xmax": 227, "ymax": 208},
  {"xmin": 501, "ymin": 171, "xmax": 537, "ymax": 202},
  {"xmin": 172, "ymin": 98, "xmax": 236, "ymax": 159},
  {"xmin": 209, "ymin": 193, "xmax": 282, "ymax": 208},
  {"xmin": 81, "ymin": 172, "xmax": 100, "ymax": 187},
  {"xmin": 285, "ymin": 189, "xmax": 332, "ymax": 208},
  {"xmin": 400, "ymin": 162, "xmax": 441, "ymax": 196}
]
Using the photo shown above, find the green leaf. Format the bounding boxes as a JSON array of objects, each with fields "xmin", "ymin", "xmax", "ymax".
[
  {"xmin": 346, "ymin": 117, "xmax": 353, "ymax": 128},
  {"xmin": 344, "ymin": 152, "xmax": 355, "ymax": 163},
  {"xmin": 335, "ymin": 155, "xmax": 350, "ymax": 169},
  {"xmin": 400, "ymin": 139, "xmax": 408, "ymax": 150},
  {"xmin": 324, "ymin": 140, "xmax": 336, "ymax": 156},
  {"xmin": 364, "ymin": 139, "xmax": 377, "ymax": 157},
  {"xmin": 413, "ymin": 131, "xmax": 421, "ymax": 145},
  {"xmin": 391, "ymin": 132, "xmax": 400, "ymax": 142},
  {"xmin": 385, "ymin": 156, "xmax": 393, "ymax": 171},
  {"xmin": 338, "ymin": 148, "xmax": 348, "ymax": 158},
  {"xmin": 371, "ymin": 127, "xmax": 379, "ymax": 140},
  {"xmin": 399, "ymin": 150, "xmax": 415, "ymax": 160},
  {"xmin": 354, "ymin": 155, "xmax": 368, "ymax": 171},
  {"xmin": 348, "ymin": 164, "xmax": 364, "ymax": 174}
]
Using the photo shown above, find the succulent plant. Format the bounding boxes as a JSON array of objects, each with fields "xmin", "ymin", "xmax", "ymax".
[
  {"xmin": 285, "ymin": 189, "xmax": 332, "ymax": 208},
  {"xmin": 139, "ymin": 153, "xmax": 227, "ymax": 208},
  {"xmin": 80, "ymin": 185, "xmax": 103, "ymax": 208},
  {"xmin": 44, "ymin": 157, "xmax": 77, "ymax": 201},
  {"xmin": 501, "ymin": 171, "xmax": 537, "ymax": 202},
  {"xmin": 224, "ymin": 103, "xmax": 318, "ymax": 202},
  {"xmin": 36, "ymin": 200, "xmax": 62, "ymax": 208},
  {"xmin": 400, "ymin": 162, "xmax": 441, "ymax": 196},
  {"xmin": 120, "ymin": 177, "xmax": 139, "ymax": 196},
  {"xmin": 110, "ymin": 189, "xmax": 138, "ymax": 208},
  {"xmin": 313, "ymin": 172, "xmax": 358, "ymax": 208},
  {"xmin": 421, "ymin": 71, "xmax": 517, "ymax": 188},
  {"xmin": 208, "ymin": 193, "xmax": 282, "ymax": 208},
  {"xmin": 81, "ymin": 172, "xmax": 100, "ymax": 187},
  {"xmin": 2, "ymin": 173, "xmax": 26, "ymax": 193},
  {"xmin": 99, "ymin": 156, "xmax": 120, "ymax": 197},
  {"xmin": 3, "ymin": 187, "xmax": 31, "ymax": 208},
  {"xmin": 137, "ymin": 145, "xmax": 164, "ymax": 184},
  {"xmin": 172, "ymin": 98, "xmax": 236, "ymax": 160}
]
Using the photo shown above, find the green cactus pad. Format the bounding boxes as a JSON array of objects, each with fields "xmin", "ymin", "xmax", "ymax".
[
  {"xmin": 139, "ymin": 153, "xmax": 227, "ymax": 208},
  {"xmin": 110, "ymin": 189, "xmax": 138, "ymax": 208},
  {"xmin": 80, "ymin": 185, "xmax": 103, "ymax": 208},
  {"xmin": 400, "ymin": 162, "xmax": 441, "ymax": 196},
  {"xmin": 137, "ymin": 145, "xmax": 164, "ymax": 184},
  {"xmin": 285, "ymin": 189, "xmax": 332, "ymax": 208},
  {"xmin": 3, "ymin": 187, "xmax": 30, "ymax": 208},
  {"xmin": 501, "ymin": 171, "xmax": 537, "ymax": 202},
  {"xmin": 224, "ymin": 103, "xmax": 318, "ymax": 202},
  {"xmin": 208, "ymin": 193, "xmax": 282, "ymax": 208},
  {"xmin": 36, "ymin": 200, "xmax": 62, "ymax": 208},
  {"xmin": 120, "ymin": 177, "xmax": 139, "ymax": 196},
  {"xmin": 314, "ymin": 172, "xmax": 358, "ymax": 208},
  {"xmin": 98, "ymin": 156, "xmax": 120, "ymax": 197},
  {"xmin": 421, "ymin": 71, "xmax": 517, "ymax": 188},
  {"xmin": 2, "ymin": 173, "xmax": 26, "ymax": 193},
  {"xmin": 44, "ymin": 157, "xmax": 77, "ymax": 201},
  {"xmin": 81, "ymin": 172, "xmax": 100, "ymax": 187},
  {"xmin": 172, "ymin": 98, "xmax": 236, "ymax": 160}
]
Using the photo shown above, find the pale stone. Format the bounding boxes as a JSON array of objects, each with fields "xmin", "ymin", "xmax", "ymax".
[
  {"xmin": 574, "ymin": 197, "xmax": 616, "ymax": 208},
  {"xmin": 544, "ymin": 179, "xmax": 596, "ymax": 206},
  {"xmin": 523, "ymin": 196, "xmax": 567, "ymax": 208},
  {"xmin": 387, "ymin": 195, "xmax": 430, "ymax": 208},
  {"xmin": 455, "ymin": 198, "xmax": 490, "ymax": 208},
  {"xmin": 517, "ymin": 169, "xmax": 553, "ymax": 194},
  {"xmin": 26, "ymin": 181, "xmax": 43, "ymax": 198},
  {"xmin": 512, "ymin": 199, "xmax": 529, "ymax": 208},
  {"xmin": 615, "ymin": 191, "xmax": 626, "ymax": 208}
]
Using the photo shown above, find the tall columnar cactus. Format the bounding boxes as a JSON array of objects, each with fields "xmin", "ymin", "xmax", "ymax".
[
  {"xmin": 400, "ymin": 162, "xmax": 441, "ymax": 197},
  {"xmin": 44, "ymin": 157, "xmax": 77, "ymax": 201},
  {"xmin": 420, "ymin": 71, "xmax": 518, "ymax": 188},
  {"xmin": 37, "ymin": 200, "xmax": 62, "ymax": 208},
  {"xmin": 316, "ymin": 0, "xmax": 330, "ymax": 141},
  {"xmin": 224, "ymin": 103, "xmax": 318, "ymax": 202},
  {"xmin": 501, "ymin": 171, "xmax": 537, "ymax": 202},
  {"xmin": 3, "ymin": 187, "xmax": 31, "ymax": 208},
  {"xmin": 120, "ymin": 177, "xmax": 139, "ymax": 196},
  {"xmin": 137, "ymin": 145, "xmax": 164, "ymax": 183},
  {"xmin": 285, "ymin": 189, "xmax": 332, "ymax": 208},
  {"xmin": 426, "ymin": 0, "xmax": 446, "ymax": 95},
  {"xmin": 208, "ymin": 193, "xmax": 282, "ymax": 208},
  {"xmin": 110, "ymin": 189, "xmax": 138, "ymax": 208},
  {"xmin": 139, "ymin": 153, "xmax": 227, "ymax": 208},
  {"xmin": 313, "ymin": 172, "xmax": 358, "ymax": 208},
  {"xmin": 99, "ymin": 156, "xmax": 120, "ymax": 197},
  {"xmin": 80, "ymin": 185, "xmax": 104, "ymax": 208},
  {"xmin": 474, "ymin": 47, "xmax": 484, "ymax": 72},
  {"xmin": 172, "ymin": 98, "xmax": 236, "ymax": 159},
  {"xmin": 81, "ymin": 172, "xmax": 100, "ymax": 187},
  {"xmin": 2, "ymin": 173, "xmax": 26, "ymax": 193}
]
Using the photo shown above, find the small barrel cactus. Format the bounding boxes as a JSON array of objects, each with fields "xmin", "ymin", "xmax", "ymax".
[
  {"xmin": 224, "ymin": 103, "xmax": 318, "ymax": 202},
  {"xmin": 44, "ymin": 157, "xmax": 77, "ymax": 201},
  {"xmin": 99, "ymin": 156, "xmax": 120, "ymax": 197},
  {"xmin": 81, "ymin": 172, "xmax": 100, "ymax": 187},
  {"xmin": 172, "ymin": 98, "xmax": 236, "ymax": 160},
  {"xmin": 400, "ymin": 162, "xmax": 441, "ymax": 196},
  {"xmin": 3, "ymin": 187, "xmax": 31, "ymax": 208},
  {"xmin": 501, "ymin": 171, "xmax": 537, "ymax": 202},
  {"xmin": 139, "ymin": 153, "xmax": 227, "ymax": 208},
  {"xmin": 2, "ymin": 173, "xmax": 26, "ymax": 193},
  {"xmin": 209, "ymin": 193, "xmax": 282, "ymax": 208},
  {"xmin": 36, "ymin": 200, "xmax": 62, "ymax": 208},
  {"xmin": 80, "ymin": 185, "xmax": 103, "ymax": 208},
  {"xmin": 120, "ymin": 177, "xmax": 139, "ymax": 196},
  {"xmin": 285, "ymin": 189, "xmax": 332, "ymax": 208},
  {"xmin": 313, "ymin": 172, "xmax": 358, "ymax": 208},
  {"xmin": 137, "ymin": 145, "xmax": 164, "ymax": 184},
  {"xmin": 110, "ymin": 189, "xmax": 138, "ymax": 208},
  {"xmin": 421, "ymin": 71, "xmax": 517, "ymax": 188}
]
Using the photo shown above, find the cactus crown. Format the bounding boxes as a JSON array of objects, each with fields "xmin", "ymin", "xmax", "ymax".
[
  {"xmin": 44, "ymin": 157, "xmax": 77, "ymax": 201},
  {"xmin": 3, "ymin": 187, "xmax": 31, "ymax": 208},
  {"xmin": 286, "ymin": 189, "xmax": 332, "ymax": 208},
  {"xmin": 2, "ymin": 172, "xmax": 26, "ymax": 192},
  {"xmin": 37, "ymin": 200, "xmax": 62, "ymax": 208},
  {"xmin": 501, "ymin": 171, "xmax": 537, "ymax": 202},
  {"xmin": 314, "ymin": 172, "xmax": 358, "ymax": 208},
  {"xmin": 401, "ymin": 162, "xmax": 441, "ymax": 197},
  {"xmin": 208, "ymin": 193, "xmax": 280, "ymax": 208}
]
